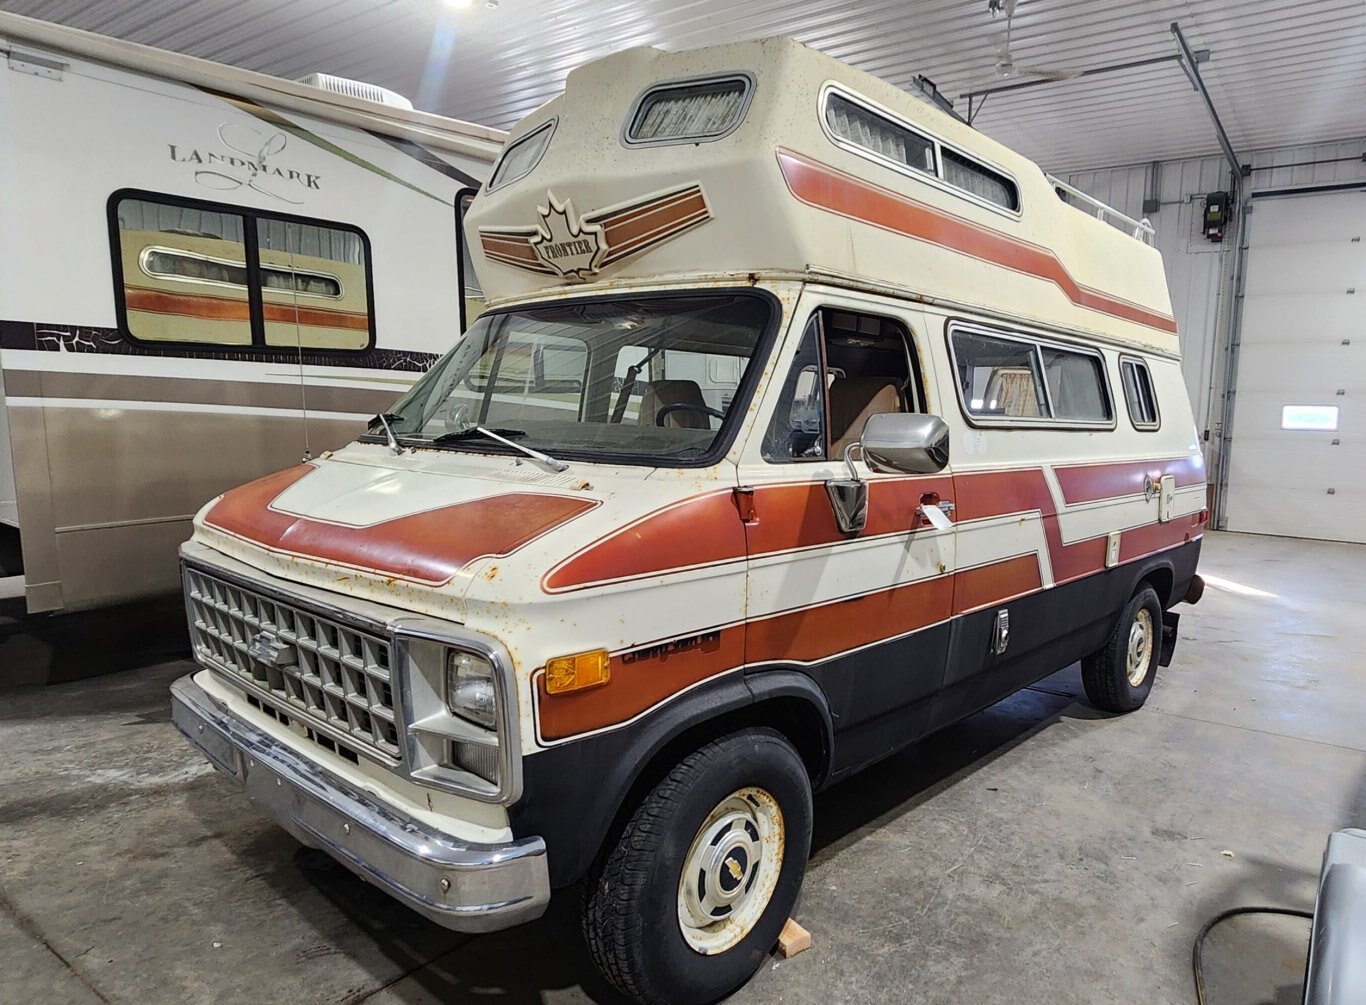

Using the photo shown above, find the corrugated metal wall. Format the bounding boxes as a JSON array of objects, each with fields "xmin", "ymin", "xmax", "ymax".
[{"xmin": 1063, "ymin": 137, "xmax": 1366, "ymax": 455}]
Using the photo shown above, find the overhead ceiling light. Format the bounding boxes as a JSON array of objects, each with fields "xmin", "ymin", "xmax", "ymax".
[{"xmin": 443, "ymin": 0, "xmax": 475, "ymax": 7}]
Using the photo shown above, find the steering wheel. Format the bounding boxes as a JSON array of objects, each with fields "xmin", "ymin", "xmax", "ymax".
[{"xmin": 655, "ymin": 402, "xmax": 726, "ymax": 426}]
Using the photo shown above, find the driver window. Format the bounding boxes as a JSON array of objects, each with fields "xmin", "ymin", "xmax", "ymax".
[{"xmin": 763, "ymin": 307, "xmax": 925, "ymax": 463}]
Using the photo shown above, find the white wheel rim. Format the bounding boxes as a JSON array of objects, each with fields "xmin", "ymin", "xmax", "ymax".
[
  {"xmin": 1127, "ymin": 608, "xmax": 1154, "ymax": 686},
  {"xmin": 677, "ymin": 787, "xmax": 785, "ymax": 955}
]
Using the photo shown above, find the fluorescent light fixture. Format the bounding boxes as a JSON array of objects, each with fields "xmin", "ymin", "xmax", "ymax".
[
  {"xmin": 1281, "ymin": 404, "xmax": 1338, "ymax": 431},
  {"xmin": 443, "ymin": 0, "xmax": 475, "ymax": 7}
]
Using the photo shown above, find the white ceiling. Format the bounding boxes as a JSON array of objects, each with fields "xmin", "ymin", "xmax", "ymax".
[{"xmin": 4, "ymin": 0, "xmax": 1364, "ymax": 172}]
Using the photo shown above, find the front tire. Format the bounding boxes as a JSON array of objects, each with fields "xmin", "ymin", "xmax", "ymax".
[
  {"xmin": 1082, "ymin": 584, "xmax": 1163, "ymax": 713},
  {"xmin": 582, "ymin": 728, "xmax": 813, "ymax": 1005}
]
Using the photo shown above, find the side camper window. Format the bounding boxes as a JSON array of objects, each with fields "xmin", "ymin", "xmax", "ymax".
[
  {"xmin": 111, "ymin": 192, "xmax": 374, "ymax": 353},
  {"xmin": 1120, "ymin": 357, "xmax": 1160, "ymax": 429},
  {"xmin": 763, "ymin": 308, "xmax": 925, "ymax": 462},
  {"xmin": 951, "ymin": 325, "xmax": 1113, "ymax": 427}
]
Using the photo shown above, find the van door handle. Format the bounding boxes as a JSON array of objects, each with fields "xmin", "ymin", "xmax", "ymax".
[{"xmin": 918, "ymin": 493, "xmax": 954, "ymax": 528}]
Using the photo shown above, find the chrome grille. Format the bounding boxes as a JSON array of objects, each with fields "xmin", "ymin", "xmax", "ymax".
[{"xmin": 184, "ymin": 566, "xmax": 401, "ymax": 761}]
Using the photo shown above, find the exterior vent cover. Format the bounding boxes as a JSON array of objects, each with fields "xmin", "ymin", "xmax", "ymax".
[{"xmin": 298, "ymin": 72, "xmax": 413, "ymax": 110}]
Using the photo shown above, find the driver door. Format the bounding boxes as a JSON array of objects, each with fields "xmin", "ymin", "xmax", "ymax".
[{"xmin": 736, "ymin": 295, "xmax": 956, "ymax": 771}]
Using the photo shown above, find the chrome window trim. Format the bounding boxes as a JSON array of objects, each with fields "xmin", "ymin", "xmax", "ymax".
[
  {"xmin": 487, "ymin": 118, "xmax": 557, "ymax": 193},
  {"xmin": 818, "ymin": 82, "xmax": 1023, "ymax": 220},
  {"xmin": 620, "ymin": 71, "xmax": 756, "ymax": 149},
  {"xmin": 181, "ymin": 551, "xmax": 522, "ymax": 804},
  {"xmin": 946, "ymin": 320, "xmax": 1117, "ymax": 430},
  {"xmin": 1119, "ymin": 354, "xmax": 1162, "ymax": 431}
]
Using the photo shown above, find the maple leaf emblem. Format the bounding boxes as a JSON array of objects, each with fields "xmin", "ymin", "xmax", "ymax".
[{"xmin": 529, "ymin": 192, "xmax": 605, "ymax": 280}]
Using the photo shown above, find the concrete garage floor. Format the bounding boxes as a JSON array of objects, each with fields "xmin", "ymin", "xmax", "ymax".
[{"xmin": 3, "ymin": 530, "xmax": 1364, "ymax": 1005}]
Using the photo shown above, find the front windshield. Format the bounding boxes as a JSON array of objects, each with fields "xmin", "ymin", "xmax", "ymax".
[{"xmin": 373, "ymin": 292, "xmax": 772, "ymax": 464}]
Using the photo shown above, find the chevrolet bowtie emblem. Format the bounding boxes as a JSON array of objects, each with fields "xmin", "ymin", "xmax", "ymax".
[{"xmin": 247, "ymin": 631, "xmax": 292, "ymax": 668}]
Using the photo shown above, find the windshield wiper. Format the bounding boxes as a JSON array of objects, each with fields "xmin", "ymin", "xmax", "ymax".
[
  {"xmin": 432, "ymin": 425, "xmax": 569, "ymax": 472},
  {"xmin": 432, "ymin": 427, "xmax": 527, "ymax": 442},
  {"xmin": 368, "ymin": 412, "xmax": 406, "ymax": 455}
]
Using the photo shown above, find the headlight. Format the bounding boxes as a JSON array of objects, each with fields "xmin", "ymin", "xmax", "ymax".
[{"xmin": 445, "ymin": 650, "xmax": 497, "ymax": 729}]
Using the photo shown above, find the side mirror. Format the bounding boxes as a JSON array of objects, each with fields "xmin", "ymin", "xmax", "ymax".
[{"xmin": 860, "ymin": 412, "xmax": 950, "ymax": 474}]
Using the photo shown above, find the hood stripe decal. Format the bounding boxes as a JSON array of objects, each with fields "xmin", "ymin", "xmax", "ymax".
[{"xmin": 205, "ymin": 464, "xmax": 596, "ymax": 586}]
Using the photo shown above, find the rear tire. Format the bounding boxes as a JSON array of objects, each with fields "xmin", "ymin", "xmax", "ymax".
[
  {"xmin": 1082, "ymin": 584, "xmax": 1163, "ymax": 713},
  {"xmin": 582, "ymin": 728, "xmax": 813, "ymax": 1005}
]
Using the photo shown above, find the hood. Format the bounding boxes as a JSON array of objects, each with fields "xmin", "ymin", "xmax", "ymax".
[{"xmin": 193, "ymin": 445, "xmax": 610, "ymax": 613}]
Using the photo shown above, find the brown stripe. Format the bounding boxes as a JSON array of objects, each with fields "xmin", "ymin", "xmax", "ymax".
[{"xmin": 2, "ymin": 369, "xmax": 401, "ymax": 415}]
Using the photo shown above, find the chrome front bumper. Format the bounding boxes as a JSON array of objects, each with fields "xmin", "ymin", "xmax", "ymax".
[{"xmin": 170, "ymin": 674, "xmax": 550, "ymax": 933}]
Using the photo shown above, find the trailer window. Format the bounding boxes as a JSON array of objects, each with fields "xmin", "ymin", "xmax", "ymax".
[
  {"xmin": 111, "ymin": 192, "xmax": 374, "ymax": 352},
  {"xmin": 114, "ymin": 199, "xmax": 252, "ymax": 345},
  {"xmin": 257, "ymin": 219, "xmax": 370, "ymax": 351},
  {"xmin": 1120, "ymin": 358, "xmax": 1160, "ymax": 429}
]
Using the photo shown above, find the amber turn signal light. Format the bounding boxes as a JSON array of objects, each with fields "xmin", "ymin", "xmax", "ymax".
[{"xmin": 545, "ymin": 649, "xmax": 611, "ymax": 694}]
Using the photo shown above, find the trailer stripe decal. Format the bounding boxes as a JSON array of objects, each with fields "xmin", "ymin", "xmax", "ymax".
[
  {"xmin": 203, "ymin": 465, "xmax": 596, "ymax": 586},
  {"xmin": 775, "ymin": 149, "xmax": 1179, "ymax": 335}
]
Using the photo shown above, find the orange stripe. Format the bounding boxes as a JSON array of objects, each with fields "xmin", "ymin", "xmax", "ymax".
[
  {"xmin": 1054, "ymin": 456, "xmax": 1207, "ymax": 504},
  {"xmin": 775, "ymin": 149, "xmax": 1178, "ymax": 335},
  {"xmin": 204, "ymin": 465, "xmax": 596, "ymax": 586},
  {"xmin": 536, "ymin": 627, "xmax": 743, "ymax": 741},
  {"xmin": 955, "ymin": 554, "xmax": 1043, "ymax": 612}
]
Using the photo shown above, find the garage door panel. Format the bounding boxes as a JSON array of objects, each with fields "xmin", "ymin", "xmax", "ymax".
[
  {"xmin": 1225, "ymin": 440, "xmax": 1365, "ymax": 490},
  {"xmin": 1246, "ymin": 192, "xmax": 1366, "ymax": 245},
  {"xmin": 1225, "ymin": 488, "xmax": 1365, "ymax": 544},
  {"xmin": 1242, "ymin": 244, "xmax": 1363, "ymax": 296},
  {"xmin": 1226, "ymin": 188, "xmax": 1366, "ymax": 543},
  {"xmin": 1238, "ymin": 295, "xmax": 1361, "ymax": 343},
  {"xmin": 1223, "ymin": 346, "xmax": 1363, "ymax": 393}
]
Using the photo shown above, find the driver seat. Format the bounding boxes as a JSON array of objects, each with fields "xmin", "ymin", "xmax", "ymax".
[{"xmin": 638, "ymin": 379, "xmax": 710, "ymax": 429}]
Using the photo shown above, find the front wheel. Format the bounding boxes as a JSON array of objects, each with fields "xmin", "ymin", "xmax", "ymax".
[
  {"xmin": 1081, "ymin": 584, "xmax": 1164, "ymax": 713},
  {"xmin": 582, "ymin": 728, "xmax": 813, "ymax": 1005}
]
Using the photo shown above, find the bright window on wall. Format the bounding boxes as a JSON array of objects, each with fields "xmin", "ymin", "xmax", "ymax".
[
  {"xmin": 1281, "ymin": 405, "xmax": 1339, "ymax": 431},
  {"xmin": 110, "ymin": 190, "xmax": 374, "ymax": 352}
]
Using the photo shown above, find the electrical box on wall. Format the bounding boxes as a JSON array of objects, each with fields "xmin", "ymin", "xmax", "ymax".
[{"xmin": 1203, "ymin": 191, "xmax": 1229, "ymax": 242}]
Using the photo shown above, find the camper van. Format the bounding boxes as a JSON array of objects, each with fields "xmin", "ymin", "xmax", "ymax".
[
  {"xmin": 170, "ymin": 37, "xmax": 1207, "ymax": 1005},
  {"xmin": 0, "ymin": 11, "xmax": 503, "ymax": 614}
]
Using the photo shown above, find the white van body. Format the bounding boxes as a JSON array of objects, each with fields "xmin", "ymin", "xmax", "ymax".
[
  {"xmin": 171, "ymin": 37, "xmax": 1207, "ymax": 1005},
  {"xmin": 0, "ymin": 11, "xmax": 503, "ymax": 613}
]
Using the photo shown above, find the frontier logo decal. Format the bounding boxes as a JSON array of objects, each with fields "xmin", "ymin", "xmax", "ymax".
[
  {"xmin": 479, "ymin": 183, "xmax": 711, "ymax": 281},
  {"xmin": 530, "ymin": 194, "xmax": 604, "ymax": 279}
]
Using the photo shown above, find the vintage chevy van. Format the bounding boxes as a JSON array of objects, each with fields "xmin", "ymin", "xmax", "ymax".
[{"xmin": 171, "ymin": 37, "xmax": 1206, "ymax": 1005}]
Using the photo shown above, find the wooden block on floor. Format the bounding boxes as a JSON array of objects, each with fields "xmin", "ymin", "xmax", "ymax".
[{"xmin": 777, "ymin": 917, "xmax": 812, "ymax": 958}]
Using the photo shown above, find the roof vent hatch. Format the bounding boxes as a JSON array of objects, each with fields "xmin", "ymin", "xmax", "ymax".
[{"xmin": 297, "ymin": 72, "xmax": 413, "ymax": 110}]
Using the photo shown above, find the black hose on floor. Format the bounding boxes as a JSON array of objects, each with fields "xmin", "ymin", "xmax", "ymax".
[{"xmin": 1192, "ymin": 906, "xmax": 1314, "ymax": 1005}]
